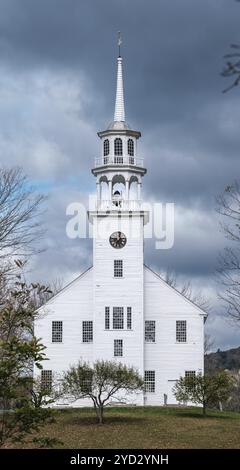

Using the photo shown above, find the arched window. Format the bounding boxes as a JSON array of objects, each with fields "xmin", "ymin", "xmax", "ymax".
[
  {"xmin": 114, "ymin": 138, "xmax": 123, "ymax": 156},
  {"xmin": 103, "ymin": 139, "xmax": 109, "ymax": 156},
  {"xmin": 128, "ymin": 139, "xmax": 134, "ymax": 156}
]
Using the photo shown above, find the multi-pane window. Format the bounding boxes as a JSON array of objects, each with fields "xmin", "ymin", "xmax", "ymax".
[
  {"xmin": 52, "ymin": 321, "xmax": 63, "ymax": 343},
  {"xmin": 145, "ymin": 321, "xmax": 156, "ymax": 343},
  {"xmin": 185, "ymin": 370, "xmax": 196, "ymax": 391},
  {"xmin": 127, "ymin": 307, "xmax": 132, "ymax": 330},
  {"xmin": 41, "ymin": 370, "xmax": 52, "ymax": 393},
  {"xmin": 114, "ymin": 138, "xmax": 123, "ymax": 156},
  {"xmin": 185, "ymin": 371, "xmax": 196, "ymax": 379},
  {"xmin": 113, "ymin": 307, "xmax": 124, "ymax": 329},
  {"xmin": 105, "ymin": 307, "xmax": 110, "ymax": 330},
  {"xmin": 114, "ymin": 259, "xmax": 123, "ymax": 277},
  {"xmin": 114, "ymin": 339, "xmax": 123, "ymax": 357},
  {"xmin": 128, "ymin": 138, "xmax": 134, "ymax": 156},
  {"xmin": 103, "ymin": 139, "xmax": 109, "ymax": 156},
  {"xmin": 176, "ymin": 320, "xmax": 187, "ymax": 343},
  {"xmin": 82, "ymin": 321, "xmax": 93, "ymax": 343},
  {"xmin": 144, "ymin": 371, "xmax": 155, "ymax": 393}
]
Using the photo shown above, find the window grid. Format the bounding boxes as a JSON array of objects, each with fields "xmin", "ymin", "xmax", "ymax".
[
  {"xmin": 82, "ymin": 321, "xmax": 93, "ymax": 343},
  {"xmin": 127, "ymin": 307, "xmax": 132, "ymax": 330},
  {"xmin": 114, "ymin": 259, "xmax": 123, "ymax": 277},
  {"xmin": 145, "ymin": 320, "xmax": 155, "ymax": 343},
  {"xmin": 114, "ymin": 138, "xmax": 123, "ymax": 156},
  {"xmin": 113, "ymin": 307, "xmax": 124, "ymax": 329},
  {"xmin": 176, "ymin": 320, "xmax": 187, "ymax": 343},
  {"xmin": 128, "ymin": 138, "xmax": 134, "ymax": 156},
  {"xmin": 185, "ymin": 370, "xmax": 196, "ymax": 391},
  {"xmin": 105, "ymin": 307, "xmax": 110, "ymax": 330},
  {"xmin": 114, "ymin": 339, "xmax": 123, "ymax": 357},
  {"xmin": 41, "ymin": 370, "xmax": 52, "ymax": 393},
  {"xmin": 185, "ymin": 371, "xmax": 196, "ymax": 379},
  {"xmin": 144, "ymin": 371, "xmax": 155, "ymax": 393},
  {"xmin": 103, "ymin": 139, "xmax": 109, "ymax": 156},
  {"xmin": 52, "ymin": 321, "xmax": 63, "ymax": 343}
]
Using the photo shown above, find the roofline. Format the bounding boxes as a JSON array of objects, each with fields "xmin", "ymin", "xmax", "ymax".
[
  {"xmin": 144, "ymin": 264, "xmax": 208, "ymax": 317},
  {"xmin": 36, "ymin": 266, "xmax": 93, "ymax": 312}
]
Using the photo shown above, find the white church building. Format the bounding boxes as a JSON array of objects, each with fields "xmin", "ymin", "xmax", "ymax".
[{"xmin": 35, "ymin": 45, "xmax": 206, "ymax": 406}]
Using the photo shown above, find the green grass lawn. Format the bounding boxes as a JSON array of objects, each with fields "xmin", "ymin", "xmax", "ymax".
[{"xmin": 17, "ymin": 406, "xmax": 240, "ymax": 449}]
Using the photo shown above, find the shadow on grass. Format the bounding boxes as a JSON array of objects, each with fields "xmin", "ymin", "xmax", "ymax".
[
  {"xmin": 64, "ymin": 415, "xmax": 146, "ymax": 427},
  {"xmin": 174, "ymin": 410, "xmax": 237, "ymax": 420}
]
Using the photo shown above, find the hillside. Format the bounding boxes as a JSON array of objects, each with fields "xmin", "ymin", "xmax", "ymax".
[{"xmin": 205, "ymin": 346, "xmax": 240, "ymax": 372}]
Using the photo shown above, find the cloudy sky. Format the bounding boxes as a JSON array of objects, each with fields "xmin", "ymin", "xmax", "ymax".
[{"xmin": 0, "ymin": 0, "xmax": 240, "ymax": 350}]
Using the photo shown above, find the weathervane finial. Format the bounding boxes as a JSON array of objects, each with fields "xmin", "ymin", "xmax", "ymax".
[{"xmin": 118, "ymin": 31, "xmax": 122, "ymax": 57}]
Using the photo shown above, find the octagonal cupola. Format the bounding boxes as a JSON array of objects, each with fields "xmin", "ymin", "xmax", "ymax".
[{"xmin": 92, "ymin": 34, "xmax": 146, "ymax": 210}]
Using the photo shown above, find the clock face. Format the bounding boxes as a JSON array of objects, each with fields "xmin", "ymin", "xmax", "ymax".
[{"xmin": 109, "ymin": 231, "xmax": 127, "ymax": 249}]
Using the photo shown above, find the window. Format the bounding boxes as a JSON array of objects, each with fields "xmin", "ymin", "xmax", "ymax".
[
  {"xmin": 176, "ymin": 320, "xmax": 187, "ymax": 343},
  {"xmin": 113, "ymin": 307, "xmax": 124, "ymax": 329},
  {"xmin": 114, "ymin": 339, "xmax": 123, "ymax": 357},
  {"xmin": 127, "ymin": 307, "xmax": 132, "ymax": 330},
  {"xmin": 185, "ymin": 371, "xmax": 196, "ymax": 379},
  {"xmin": 128, "ymin": 138, "xmax": 134, "ymax": 156},
  {"xmin": 52, "ymin": 321, "xmax": 62, "ymax": 343},
  {"xmin": 41, "ymin": 370, "xmax": 52, "ymax": 393},
  {"xmin": 114, "ymin": 138, "xmax": 123, "ymax": 156},
  {"xmin": 145, "ymin": 321, "xmax": 155, "ymax": 343},
  {"xmin": 82, "ymin": 321, "xmax": 93, "ymax": 343},
  {"xmin": 114, "ymin": 259, "xmax": 123, "ymax": 277},
  {"xmin": 103, "ymin": 139, "xmax": 109, "ymax": 156},
  {"xmin": 185, "ymin": 371, "xmax": 196, "ymax": 391},
  {"xmin": 144, "ymin": 371, "xmax": 155, "ymax": 392},
  {"xmin": 105, "ymin": 307, "xmax": 110, "ymax": 330}
]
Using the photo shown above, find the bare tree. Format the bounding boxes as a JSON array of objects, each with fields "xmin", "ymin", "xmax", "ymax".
[
  {"xmin": 204, "ymin": 333, "xmax": 215, "ymax": 355},
  {"xmin": 221, "ymin": 1, "xmax": 240, "ymax": 92},
  {"xmin": 216, "ymin": 182, "xmax": 240, "ymax": 324},
  {"xmin": 162, "ymin": 269, "xmax": 210, "ymax": 312},
  {"xmin": 0, "ymin": 167, "xmax": 46, "ymax": 258}
]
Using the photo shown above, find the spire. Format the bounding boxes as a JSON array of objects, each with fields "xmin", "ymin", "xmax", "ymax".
[{"xmin": 114, "ymin": 32, "xmax": 125, "ymax": 122}]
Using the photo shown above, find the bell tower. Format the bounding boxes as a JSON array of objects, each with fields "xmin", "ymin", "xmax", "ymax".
[{"xmin": 89, "ymin": 36, "xmax": 148, "ymax": 404}]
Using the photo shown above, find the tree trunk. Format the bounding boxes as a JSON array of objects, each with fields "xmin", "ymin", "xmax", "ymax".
[
  {"xmin": 98, "ymin": 406, "xmax": 104, "ymax": 425},
  {"xmin": 219, "ymin": 401, "xmax": 223, "ymax": 412},
  {"xmin": 202, "ymin": 402, "xmax": 206, "ymax": 416}
]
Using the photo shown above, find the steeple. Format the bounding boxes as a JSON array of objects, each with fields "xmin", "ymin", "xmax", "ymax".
[{"xmin": 114, "ymin": 32, "xmax": 125, "ymax": 122}]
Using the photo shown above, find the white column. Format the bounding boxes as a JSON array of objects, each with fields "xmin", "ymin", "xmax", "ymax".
[
  {"xmin": 96, "ymin": 182, "xmax": 100, "ymax": 201},
  {"xmin": 126, "ymin": 180, "xmax": 129, "ymax": 200},
  {"xmin": 108, "ymin": 180, "xmax": 112, "ymax": 201},
  {"xmin": 137, "ymin": 182, "xmax": 141, "ymax": 201}
]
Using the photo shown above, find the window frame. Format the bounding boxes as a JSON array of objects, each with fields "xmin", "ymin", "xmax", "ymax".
[
  {"xmin": 114, "ymin": 259, "xmax": 123, "ymax": 278},
  {"xmin": 114, "ymin": 138, "xmax": 123, "ymax": 156},
  {"xmin": 114, "ymin": 339, "xmax": 123, "ymax": 357},
  {"xmin": 52, "ymin": 321, "xmax": 63, "ymax": 343},
  {"xmin": 105, "ymin": 306, "xmax": 110, "ymax": 330},
  {"xmin": 145, "ymin": 320, "xmax": 156, "ymax": 343},
  {"xmin": 113, "ymin": 307, "xmax": 124, "ymax": 329},
  {"xmin": 127, "ymin": 307, "xmax": 132, "ymax": 330},
  {"xmin": 103, "ymin": 138, "xmax": 110, "ymax": 157},
  {"xmin": 82, "ymin": 321, "xmax": 93, "ymax": 343},
  {"xmin": 128, "ymin": 138, "xmax": 134, "ymax": 157},
  {"xmin": 144, "ymin": 370, "xmax": 155, "ymax": 393},
  {"xmin": 41, "ymin": 370, "xmax": 52, "ymax": 393},
  {"xmin": 176, "ymin": 320, "xmax": 187, "ymax": 343}
]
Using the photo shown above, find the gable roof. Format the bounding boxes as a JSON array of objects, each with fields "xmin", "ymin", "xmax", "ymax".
[
  {"xmin": 36, "ymin": 266, "xmax": 93, "ymax": 311},
  {"xmin": 144, "ymin": 264, "xmax": 208, "ymax": 318}
]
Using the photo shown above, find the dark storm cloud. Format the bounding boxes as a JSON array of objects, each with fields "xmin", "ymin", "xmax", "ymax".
[{"xmin": 0, "ymin": 0, "xmax": 240, "ymax": 349}]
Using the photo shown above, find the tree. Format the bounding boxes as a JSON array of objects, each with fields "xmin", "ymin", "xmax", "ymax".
[
  {"xmin": 173, "ymin": 371, "xmax": 233, "ymax": 416},
  {"xmin": 0, "ymin": 260, "xmax": 54, "ymax": 447},
  {"xmin": 221, "ymin": 1, "xmax": 240, "ymax": 92},
  {"xmin": 62, "ymin": 360, "xmax": 144, "ymax": 424},
  {"xmin": 216, "ymin": 182, "xmax": 240, "ymax": 324},
  {"xmin": 0, "ymin": 167, "xmax": 46, "ymax": 258},
  {"xmin": 162, "ymin": 269, "xmax": 210, "ymax": 312}
]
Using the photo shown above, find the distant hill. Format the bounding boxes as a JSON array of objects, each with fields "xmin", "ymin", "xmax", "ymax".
[{"xmin": 205, "ymin": 346, "xmax": 240, "ymax": 373}]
